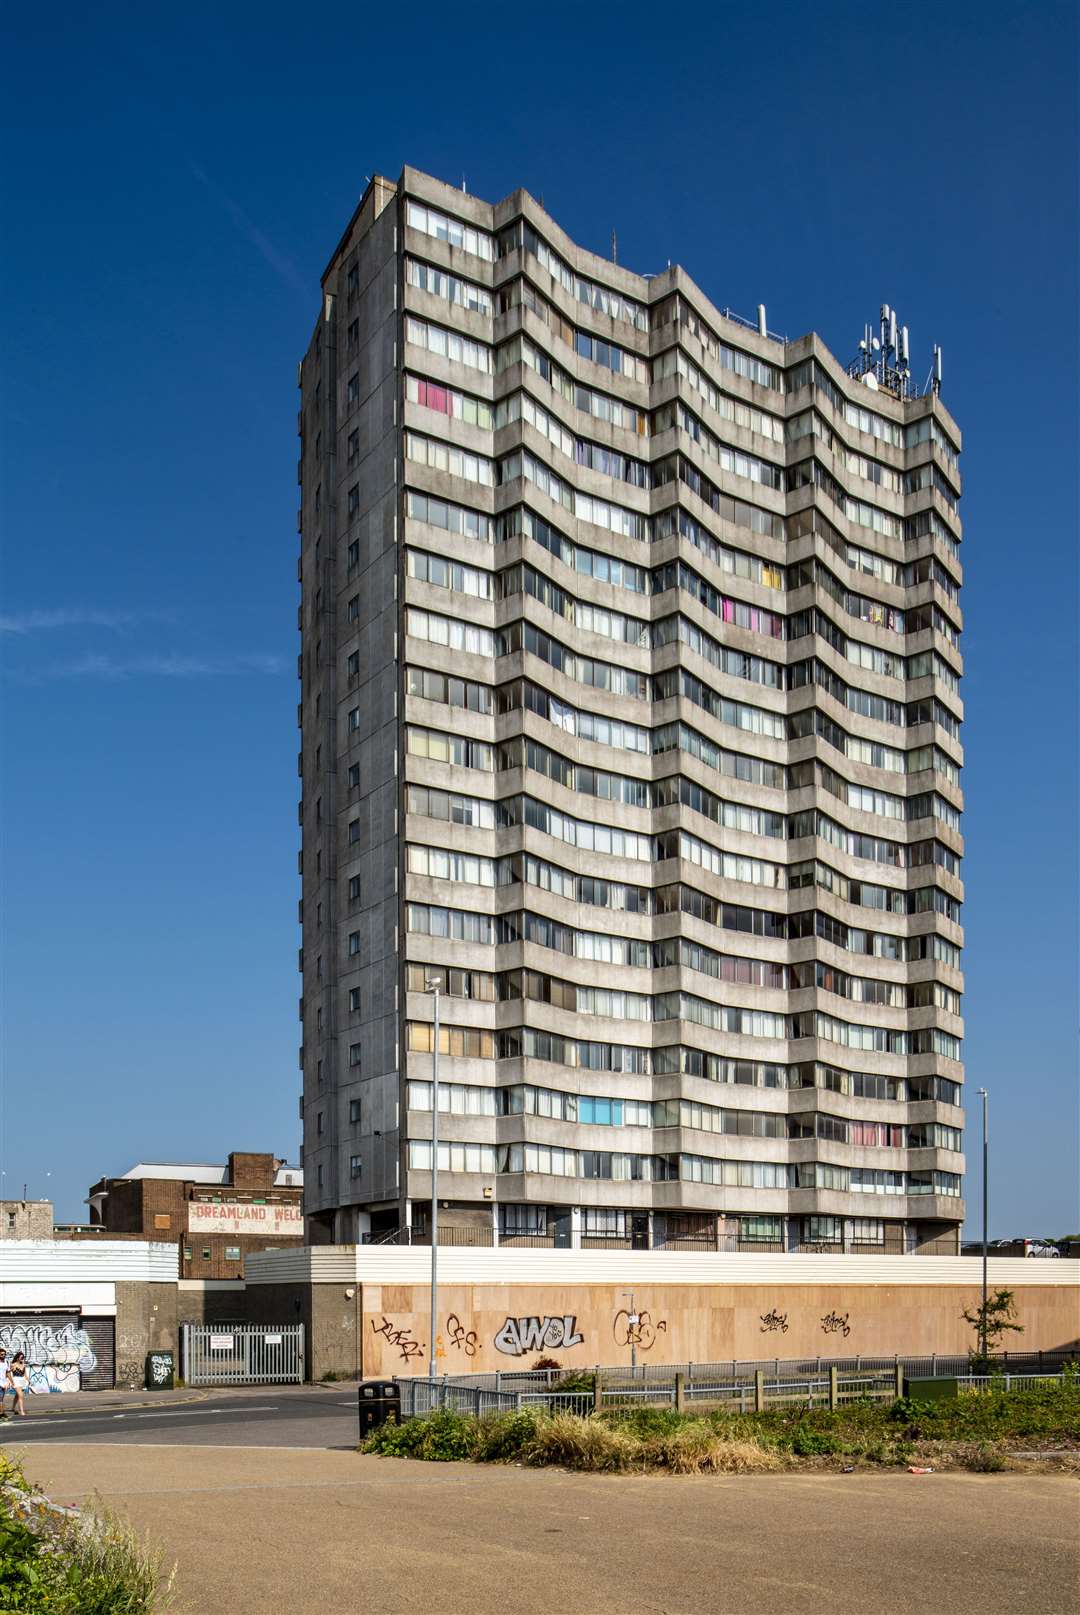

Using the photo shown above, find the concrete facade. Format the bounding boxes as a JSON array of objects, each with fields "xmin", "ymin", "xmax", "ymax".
[{"xmin": 299, "ymin": 167, "xmax": 966, "ymax": 1260}]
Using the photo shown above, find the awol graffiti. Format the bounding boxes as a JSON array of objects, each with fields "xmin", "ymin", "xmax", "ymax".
[{"xmin": 494, "ymin": 1316, "xmax": 584, "ymax": 1356}]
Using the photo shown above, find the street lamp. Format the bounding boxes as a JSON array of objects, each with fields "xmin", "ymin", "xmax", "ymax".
[
  {"xmin": 426, "ymin": 978, "xmax": 441, "ymax": 1375},
  {"xmin": 622, "ymin": 1289, "xmax": 639, "ymax": 1374},
  {"xmin": 976, "ymin": 1088, "xmax": 989, "ymax": 1360}
]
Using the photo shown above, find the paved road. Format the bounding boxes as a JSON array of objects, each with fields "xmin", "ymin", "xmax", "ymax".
[
  {"xmin": 19, "ymin": 1443, "xmax": 1079, "ymax": 1615},
  {"xmin": 0, "ymin": 1386, "xmax": 360, "ymax": 1448}
]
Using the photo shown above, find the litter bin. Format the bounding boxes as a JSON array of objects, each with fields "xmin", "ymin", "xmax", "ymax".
[
  {"xmin": 146, "ymin": 1351, "xmax": 175, "ymax": 1391},
  {"xmin": 358, "ymin": 1379, "xmax": 400, "ymax": 1436}
]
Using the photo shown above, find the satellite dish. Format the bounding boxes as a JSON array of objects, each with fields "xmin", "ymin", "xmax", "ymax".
[
  {"xmin": 863, "ymin": 371, "xmax": 879, "ymax": 390},
  {"xmin": 871, "ymin": 337, "xmax": 881, "ymax": 352}
]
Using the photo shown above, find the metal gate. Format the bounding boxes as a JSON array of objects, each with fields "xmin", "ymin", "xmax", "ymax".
[{"xmin": 181, "ymin": 1323, "xmax": 305, "ymax": 1386}]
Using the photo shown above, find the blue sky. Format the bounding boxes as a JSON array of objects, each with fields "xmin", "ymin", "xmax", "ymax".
[{"xmin": 3, "ymin": 0, "xmax": 1077, "ymax": 1234}]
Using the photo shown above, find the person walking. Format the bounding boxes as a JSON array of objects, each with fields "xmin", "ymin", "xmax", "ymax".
[
  {"xmin": 9, "ymin": 1352, "xmax": 28, "ymax": 1416},
  {"xmin": 0, "ymin": 1351, "xmax": 12, "ymax": 1419}
]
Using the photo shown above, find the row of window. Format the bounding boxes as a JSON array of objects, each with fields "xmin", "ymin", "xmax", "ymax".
[
  {"xmin": 404, "ymin": 1077, "xmax": 961, "ymax": 1152},
  {"xmin": 394, "ymin": 209, "xmax": 959, "ymax": 479},
  {"xmin": 404, "ymin": 603, "xmax": 960, "ymax": 754},
  {"xmin": 397, "ymin": 314, "xmax": 961, "ymax": 561},
  {"xmin": 403, "ymin": 902, "xmax": 961, "ymax": 1019},
  {"xmin": 405, "ymin": 839, "xmax": 961, "ymax": 967},
  {"xmin": 399, "ymin": 1000, "xmax": 964, "ymax": 1107},
  {"xmin": 405, "ymin": 763, "xmax": 963, "ymax": 917},
  {"xmin": 403, "ymin": 491, "xmax": 961, "ymax": 626},
  {"xmin": 406, "ymin": 541, "xmax": 960, "ymax": 704},
  {"xmin": 404, "ymin": 1137, "xmax": 962, "ymax": 1195}
]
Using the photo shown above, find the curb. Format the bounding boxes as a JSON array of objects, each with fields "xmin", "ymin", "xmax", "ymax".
[{"xmin": 5, "ymin": 1391, "xmax": 211, "ymax": 1420}]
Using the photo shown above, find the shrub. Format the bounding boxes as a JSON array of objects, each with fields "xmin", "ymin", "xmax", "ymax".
[
  {"xmin": 529, "ymin": 1357, "xmax": 562, "ymax": 1372},
  {"xmin": 471, "ymin": 1409, "xmax": 541, "ymax": 1462},
  {"xmin": 551, "ymin": 1371, "xmax": 595, "ymax": 1393},
  {"xmin": 363, "ymin": 1409, "xmax": 476, "ymax": 1462},
  {"xmin": 789, "ymin": 1426, "xmax": 841, "ymax": 1456}
]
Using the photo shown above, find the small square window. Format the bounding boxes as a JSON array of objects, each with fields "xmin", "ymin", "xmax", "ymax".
[
  {"xmin": 183, "ymin": 1246, "xmax": 192, "ymax": 1261},
  {"xmin": 201, "ymin": 1249, "xmax": 211, "ymax": 1260},
  {"xmin": 225, "ymin": 1246, "xmax": 241, "ymax": 1262}
]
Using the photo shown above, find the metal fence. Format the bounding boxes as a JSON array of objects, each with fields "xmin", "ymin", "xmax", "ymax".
[
  {"xmin": 414, "ymin": 1347, "xmax": 1078, "ymax": 1396},
  {"xmin": 396, "ymin": 1368, "xmax": 899, "ymax": 1419},
  {"xmin": 180, "ymin": 1322, "xmax": 305, "ymax": 1386},
  {"xmin": 957, "ymin": 1372, "xmax": 1070, "ymax": 1393}
]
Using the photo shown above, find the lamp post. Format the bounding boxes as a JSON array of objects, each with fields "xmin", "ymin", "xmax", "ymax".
[
  {"xmin": 976, "ymin": 1087, "xmax": 989, "ymax": 1360},
  {"xmin": 623, "ymin": 1289, "xmax": 639, "ymax": 1373},
  {"xmin": 426, "ymin": 979, "xmax": 441, "ymax": 1374}
]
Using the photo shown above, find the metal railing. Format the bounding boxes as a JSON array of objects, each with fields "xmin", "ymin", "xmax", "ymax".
[
  {"xmin": 957, "ymin": 1372, "xmax": 1070, "ymax": 1393},
  {"xmin": 395, "ymin": 1368, "xmax": 899, "ymax": 1419}
]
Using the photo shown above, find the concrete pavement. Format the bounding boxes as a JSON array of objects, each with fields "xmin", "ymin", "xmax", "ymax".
[{"xmin": 19, "ymin": 1443, "xmax": 1080, "ymax": 1615}]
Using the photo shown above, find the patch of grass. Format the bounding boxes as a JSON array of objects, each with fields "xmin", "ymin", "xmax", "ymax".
[{"xmin": 360, "ymin": 1381, "xmax": 1080, "ymax": 1476}]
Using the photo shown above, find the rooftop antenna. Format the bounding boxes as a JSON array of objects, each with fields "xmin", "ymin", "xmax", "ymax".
[
  {"xmin": 611, "ymin": 229, "xmax": 617, "ymax": 265},
  {"xmin": 757, "ymin": 304, "xmax": 767, "ymax": 338},
  {"xmin": 461, "ymin": 175, "xmax": 466, "ymax": 193}
]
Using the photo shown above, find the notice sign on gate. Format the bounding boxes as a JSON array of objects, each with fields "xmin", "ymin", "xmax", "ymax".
[
  {"xmin": 209, "ymin": 1334, "xmax": 235, "ymax": 1351},
  {"xmin": 265, "ymin": 1334, "xmax": 283, "ymax": 1345}
]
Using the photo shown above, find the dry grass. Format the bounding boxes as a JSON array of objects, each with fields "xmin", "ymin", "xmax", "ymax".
[{"xmin": 522, "ymin": 1413, "xmax": 782, "ymax": 1474}]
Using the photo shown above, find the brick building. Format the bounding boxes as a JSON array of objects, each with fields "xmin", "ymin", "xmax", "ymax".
[{"xmin": 86, "ymin": 1153, "xmax": 304, "ymax": 1279}]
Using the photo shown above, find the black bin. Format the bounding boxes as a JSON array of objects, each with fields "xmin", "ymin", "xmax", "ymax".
[
  {"xmin": 146, "ymin": 1351, "xmax": 174, "ymax": 1391},
  {"xmin": 358, "ymin": 1379, "xmax": 400, "ymax": 1435}
]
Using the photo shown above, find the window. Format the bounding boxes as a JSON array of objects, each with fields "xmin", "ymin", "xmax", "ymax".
[
  {"xmin": 183, "ymin": 1246, "xmax": 192, "ymax": 1261},
  {"xmin": 201, "ymin": 1249, "xmax": 211, "ymax": 1260},
  {"xmin": 350, "ymin": 1156, "xmax": 362, "ymax": 1179},
  {"xmin": 348, "ymin": 987, "xmax": 362, "ymax": 1012},
  {"xmin": 225, "ymin": 1246, "xmax": 241, "ymax": 1262},
  {"xmin": 347, "ymin": 765, "xmax": 360, "ymax": 788},
  {"xmin": 348, "ymin": 931, "xmax": 361, "ymax": 955},
  {"xmin": 349, "ymin": 1100, "xmax": 361, "ymax": 1124},
  {"xmin": 347, "ymin": 318, "xmax": 359, "ymax": 352},
  {"xmin": 349, "ymin": 1043, "xmax": 362, "ymax": 1068},
  {"xmin": 347, "ymin": 595, "xmax": 359, "ymax": 622},
  {"xmin": 347, "ymin": 373, "xmax": 359, "ymax": 404},
  {"xmin": 348, "ymin": 875, "xmax": 361, "ymax": 900},
  {"xmin": 348, "ymin": 818, "xmax": 360, "ymax": 841},
  {"xmin": 317, "ymin": 1165, "xmax": 324, "ymax": 1188},
  {"xmin": 347, "ymin": 485, "xmax": 359, "ymax": 517},
  {"xmin": 317, "ymin": 1111, "xmax": 324, "ymax": 1135}
]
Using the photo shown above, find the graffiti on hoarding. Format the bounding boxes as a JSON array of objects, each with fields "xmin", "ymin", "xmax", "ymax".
[
  {"xmin": 371, "ymin": 1316, "xmax": 424, "ymax": 1362},
  {"xmin": 759, "ymin": 1310, "xmax": 789, "ymax": 1334},
  {"xmin": 612, "ymin": 1309, "xmax": 667, "ymax": 1352},
  {"xmin": 0, "ymin": 1323, "xmax": 97, "ymax": 1394},
  {"xmin": 494, "ymin": 1316, "xmax": 584, "ymax": 1356},
  {"xmin": 820, "ymin": 1311, "xmax": 852, "ymax": 1338},
  {"xmin": 446, "ymin": 1314, "xmax": 479, "ymax": 1357}
]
